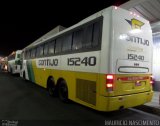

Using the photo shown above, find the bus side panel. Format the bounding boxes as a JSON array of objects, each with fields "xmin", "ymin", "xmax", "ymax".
[
  {"xmin": 32, "ymin": 59, "xmax": 49, "ymax": 88},
  {"xmin": 26, "ymin": 60, "xmax": 35, "ymax": 82},
  {"xmin": 60, "ymin": 51, "xmax": 100, "ymax": 107}
]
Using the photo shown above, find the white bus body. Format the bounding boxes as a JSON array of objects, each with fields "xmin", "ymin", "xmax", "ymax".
[
  {"xmin": 8, "ymin": 50, "xmax": 22, "ymax": 74},
  {"xmin": 20, "ymin": 6, "xmax": 153, "ymax": 111}
]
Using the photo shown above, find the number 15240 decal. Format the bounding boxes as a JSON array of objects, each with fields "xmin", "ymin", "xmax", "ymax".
[{"xmin": 67, "ymin": 57, "xmax": 96, "ymax": 66}]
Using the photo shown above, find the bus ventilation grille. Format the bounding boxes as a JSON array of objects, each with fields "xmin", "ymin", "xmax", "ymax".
[{"xmin": 76, "ymin": 79, "xmax": 96, "ymax": 105}]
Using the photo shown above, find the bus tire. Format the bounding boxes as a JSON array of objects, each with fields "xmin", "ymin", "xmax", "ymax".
[
  {"xmin": 58, "ymin": 80, "xmax": 69, "ymax": 102},
  {"xmin": 47, "ymin": 77, "xmax": 57, "ymax": 97}
]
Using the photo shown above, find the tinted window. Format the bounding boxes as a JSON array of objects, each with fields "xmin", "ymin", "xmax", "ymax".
[
  {"xmin": 27, "ymin": 50, "xmax": 31, "ymax": 59},
  {"xmin": 48, "ymin": 40, "xmax": 55, "ymax": 55},
  {"xmin": 36, "ymin": 46, "xmax": 43, "ymax": 57},
  {"xmin": 23, "ymin": 18, "xmax": 102, "ymax": 58},
  {"xmin": 24, "ymin": 51, "xmax": 27, "ymax": 59},
  {"xmin": 72, "ymin": 29, "xmax": 83, "ymax": 50},
  {"xmin": 31, "ymin": 48, "xmax": 36, "ymax": 58},
  {"xmin": 55, "ymin": 37, "xmax": 63, "ymax": 53},
  {"xmin": 83, "ymin": 24, "xmax": 93, "ymax": 48},
  {"xmin": 62, "ymin": 33, "xmax": 72, "ymax": 52},
  {"xmin": 40, "ymin": 45, "xmax": 44, "ymax": 56},
  {"xmin": 92, "ymin": 21, "xmax": 101, "ymax": 47},
  {"xmin": 44, "ymin": 43, "xmax": 49, "ymax": 55}
]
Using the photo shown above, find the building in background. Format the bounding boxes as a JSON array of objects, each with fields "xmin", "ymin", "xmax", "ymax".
[{"xmin": 152, "ymin": 33, "xmax": 160, "ymax": 91}]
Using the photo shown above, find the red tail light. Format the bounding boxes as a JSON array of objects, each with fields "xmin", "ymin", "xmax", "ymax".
[
  {"xmin": 106, "ymin": 83, "xmax": 113, "ymax": 88},
  {"xmin": 150, "ymin": 76, "xmax": 154, "ymax": 85},
  {"xmin": 106, "ymin": 74, "xmax": 114, "ymax": 91}
]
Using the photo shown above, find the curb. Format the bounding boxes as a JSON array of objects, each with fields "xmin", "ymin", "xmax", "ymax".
[{"xmin": 135, "ymin": 105, "xmax": 160, "ymax": 116}]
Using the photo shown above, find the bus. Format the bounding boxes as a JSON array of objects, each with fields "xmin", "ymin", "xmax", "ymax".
[
  {"xmin": 20, "ymin": 6, "xmax": 153, "ymax": 111},
  {"xmin": 8, "ymin": 50, "xmax": 22, "ymax": 75}
]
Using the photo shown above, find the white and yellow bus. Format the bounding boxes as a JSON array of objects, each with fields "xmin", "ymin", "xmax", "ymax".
[
  {"xmin": 20, "ymin": 6, "xmax": 153, "ymax": 111},
  {"xmin": 8, "ymin": 50, "xmax": 22, "ymax": 74}
]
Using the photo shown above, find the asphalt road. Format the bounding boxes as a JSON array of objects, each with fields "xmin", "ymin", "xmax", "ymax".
[{"xmin": 0, "ymin": 71, "xmax": 159, "ymax": 126}]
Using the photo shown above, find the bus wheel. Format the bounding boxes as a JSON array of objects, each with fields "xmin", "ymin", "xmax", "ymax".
[
  {"xmin": 47, "ymin": 77, "xmax": 57, "ymax": 97},
  {"xmin": 58, "ymin": 80, "xmax": 69, "ymax": 102}
]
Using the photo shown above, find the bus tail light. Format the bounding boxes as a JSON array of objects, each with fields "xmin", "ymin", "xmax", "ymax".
[
  {"xmin": 106, "ymin": 74, "xmax": 114, "ymax": 91},
  {"xmin": 150, "ymin": 75, "xmax": 154, "ymax": 85}
]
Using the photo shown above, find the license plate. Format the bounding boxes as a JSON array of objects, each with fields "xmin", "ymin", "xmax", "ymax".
[{"xmin": 135, "ymin": 81, "xmax": 142, "ymax": 86}]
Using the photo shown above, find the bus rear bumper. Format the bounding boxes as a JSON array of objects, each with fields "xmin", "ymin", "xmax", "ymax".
[{"xmin": 97, "ymin": 91, "xmax": 153, "ymax": 111}]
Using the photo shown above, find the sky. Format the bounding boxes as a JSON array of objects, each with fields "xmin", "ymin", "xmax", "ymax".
[{"xmin": 0, "ymin": 0, "xmax": 129, "ymax": 56}]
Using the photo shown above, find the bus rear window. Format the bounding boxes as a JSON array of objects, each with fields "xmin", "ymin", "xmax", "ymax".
[{"xmin": 118, "ymin": 66, "xmax": 149, "ymax": 73}]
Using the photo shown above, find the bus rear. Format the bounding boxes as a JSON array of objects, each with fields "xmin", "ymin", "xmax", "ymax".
[
  {"xmin": 99, "ymin": 7, "xmax": 153, "ymax": 111},
  {"xmin": 8, "ymin": 50, "xmax": 22, "ymax": 74}
]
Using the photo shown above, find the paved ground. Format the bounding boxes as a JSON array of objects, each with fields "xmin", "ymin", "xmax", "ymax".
[
  {"xmin": 135, "ymin": 91, "xmax": 160, "ymax": 117},
  {"xmin": 0, "ymin": 71, "xmax": 159, "ymax": 126},
  {"xmin": 145, "ymin": 91, "xmax": 160, "ymax": 108}
]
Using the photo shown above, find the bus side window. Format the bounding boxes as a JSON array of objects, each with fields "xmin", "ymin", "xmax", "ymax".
[
  {"xmin": 31, "ymin": 48, "xmax": 36, "ymax": 58},
  {"xmin": 29, "ymin": 50, "xmax": 31, "ymax": 59},
  {"xmin": 27, "ymin": 50, "xmax": 31, "ymax": 59},
  {"xmin": 48, "ymin": 40, "xmax": 55, "ymax": 55},
  {"xmin": 36, "ymin": 46, "xmax": 41, "ymax": 57},
  {"xmin": 44, "ymin": 42, "xmax": 49, "ymax": 56},
  {"xmin": 39, "ymin": 45, "xmax": 44, "ymax": 57},
  {"xmin": 30, "ymin": 49, "xmax": 33, "ymax": 58},
  {"xmin": 55, "ymin": 37, "xmax": 63, "ymax": 54},
  {"xmin": 62, "ymin": 33, "xmax": 72, "ymax": 52},
  {"xmin": 72, "ymin": 29, "xmax": 83, "ymax": 50},
  {"xmin": 83, "ymin": 24, "xmax": 93, "ymax": 48},
  {"xmin": 92, "ymin": 21, "xmax": 101, "ymax": 47}
]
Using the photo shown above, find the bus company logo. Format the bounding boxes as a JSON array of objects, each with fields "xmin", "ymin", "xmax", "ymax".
[{"xmin": 125, "ymin": 18, "xmax": 144, "ymax": 30}]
